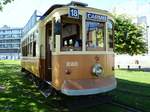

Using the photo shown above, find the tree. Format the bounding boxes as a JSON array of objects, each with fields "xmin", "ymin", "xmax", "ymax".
[
  {"xmin": 0, "ymin": 0, "xmax": 14, "ymax": 10},
  {"xmin": 114, "ymin": 14, "xmax": 148, "ymax": 56}
]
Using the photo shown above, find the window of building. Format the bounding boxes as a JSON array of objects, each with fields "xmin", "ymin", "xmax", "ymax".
[{"xmin": 86, "ymin": 21, "xmax": 105, "ymax": 51}]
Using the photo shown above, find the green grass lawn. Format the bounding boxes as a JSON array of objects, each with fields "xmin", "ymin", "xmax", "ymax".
[
  {"xmin": 113, "ymin": 70, "xmax": 150, "ymax": 112},
  {"xmin": 115, "ymin": 70, "xmax": 150, "ymax": 84},
  {"xmin": 0, "ymin": 60, "xmax": 20, "ymax": 65},
  {"xmin": 0, "ymin": 60, "xmax": 63, "ymax": 112},
  {"xmin": 0, "ymin": 60, "xmax": 150, "ymax": 112}
]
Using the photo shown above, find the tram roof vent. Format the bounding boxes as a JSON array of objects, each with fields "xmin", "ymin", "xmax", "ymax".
[{"xmin": 67, "ymin": 1, "xmax": 88, "ymax": 7}]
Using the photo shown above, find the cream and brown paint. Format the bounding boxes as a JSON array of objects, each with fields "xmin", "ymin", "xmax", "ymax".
[{"xmin": 21, "ymin": 4, "xmax": 115, "ymax": 91}]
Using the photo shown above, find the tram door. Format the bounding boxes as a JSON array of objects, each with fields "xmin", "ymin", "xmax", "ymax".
[{"xmin": 45, "ymin": 22, "xmax": 52, "ymax": 81}]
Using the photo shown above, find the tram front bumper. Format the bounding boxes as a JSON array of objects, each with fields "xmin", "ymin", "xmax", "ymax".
[{"xmin": 61, "ymin": 76, "xmax": 117, "ymax": 96}]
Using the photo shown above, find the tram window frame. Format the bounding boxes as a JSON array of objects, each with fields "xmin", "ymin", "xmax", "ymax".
[
  {"xmin": 33, "ymin": 41, "xmax": 36, "ymax": 57},
  {"xmin": 22, "ymin": 40, "xmax": 28, "ymax": 57},
  {"xmin": 54, "ymin": 21, "xmax": 61, "ymax": 35},
  {"xmin": 29, "ymin": 42, "xmax": 32, "ymax": 56},
  {"xmin": 107, "ymin": 20, "xmax": 114, "ymax": 50},
  {"xmin": 21, "ymin": 44, "xmax": 25, "ymax": 56},
  {"xmin": 86, "ymin": 21, "xmax": 105, "ymax": 51},
  {"xmin": 60, "ymin": 15, "xmax": 82, "ymax": 52},
  {"xmin": 52, "ymin": 18, "xmax": 58, "ymax": 52}
]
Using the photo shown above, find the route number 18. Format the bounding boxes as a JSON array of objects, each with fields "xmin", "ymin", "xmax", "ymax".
[{"xmin": 69, "ymin": 7, "xmax": 79, "ymax": 18}]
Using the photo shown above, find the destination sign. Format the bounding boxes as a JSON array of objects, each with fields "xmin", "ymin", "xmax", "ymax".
[{"xmin": 86, "ymin": 13, "xmax": 107, "ymax": 22}]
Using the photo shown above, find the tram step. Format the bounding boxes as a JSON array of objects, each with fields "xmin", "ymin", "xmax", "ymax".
[{"xmin": 38, "ymin": 81, "xmax": 52, "ymax": 98}]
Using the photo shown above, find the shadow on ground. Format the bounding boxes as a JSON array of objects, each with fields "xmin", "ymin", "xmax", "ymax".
[
  {"xmin": 0, "ymin": 63, "xmax": 150, "ymax": 112},
  {"xmin": 111, "ymin": 78, "xmax": 150, "ymax": 112},
  {"xmin": 0, "ymin": 63, "xmax": 68, "ymax": 112}
]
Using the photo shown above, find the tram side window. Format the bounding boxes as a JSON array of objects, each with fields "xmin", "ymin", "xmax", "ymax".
[
  {"xmin": 22, "ymin": 46, "xmax": 26, "ymax": 56},
  {"xmin": 21, "ymin": 37, "xmax": 36, "ymax": 57},
  {"xmin": 29, "ymin": 42, "xmax": 32, "ymax": 56},
  {"xmin": 54, "ymin": 21, "xmax": 61, "ymax": 35},
  {"xmin": 52, "ymin": 19, "xmax": 61, "ymax": 51},
  {"xmin": 33, "ymin": 41, "xmax": 36, "ymax": 57},
  {"xmin": 25, "ymin": 45, "xmax": 27, "ymax": 56},
  {"xmin": 107, "ymin": 20, "xmax": 114, "ymax": 49},
  {"xmin": 86, "ymin": 21, "xmax": 105, "ymax": 50},
  {"xmin": 22, "ymin": 41, "xmax": 27, "ymax": 56}
]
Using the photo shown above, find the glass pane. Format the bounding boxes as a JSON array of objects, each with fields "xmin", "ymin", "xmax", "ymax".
[
  {"xmin": 61, "ymin": 15, "xmax": 82, "ymax": 51},
  {"xmin": 107, "ymin": 20, "xmax": 114, "ymax": 49},
  {"xmin": 86, "ymin": 21, "xmax": 105, "ymax": 49}
]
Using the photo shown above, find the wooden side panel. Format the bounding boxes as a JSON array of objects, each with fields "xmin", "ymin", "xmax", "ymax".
[
  {"xmin": 21, "ymin": 57, "xmax": 46, "ymax": 80},
  {"xmin": 39, "ymin": 59, "xmax": 46, "ymax": 80},
  {"xmin": 51, "ymin": 56, "xmax": 63, "ymax": 90},
  {"xmin": 21, "ymin": 58, "xmax": 39, "ymax": 76}
]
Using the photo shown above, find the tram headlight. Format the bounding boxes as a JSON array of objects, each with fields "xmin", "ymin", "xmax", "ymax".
[{"xmin": 92, "ymin": 64, "xmax": 103, "ymax": 76}]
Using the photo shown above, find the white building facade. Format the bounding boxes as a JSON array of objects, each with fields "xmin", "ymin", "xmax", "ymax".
[{"xmin": 0, "ymin": 25, "xmax": 23, "ymax": 60}]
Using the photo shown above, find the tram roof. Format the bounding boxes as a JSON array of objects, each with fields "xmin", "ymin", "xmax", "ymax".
[
  {"xmin": 23, "ymin": 1, "xmax": 112, "ymax": 36},
  {"xmin": 40, "ymin": 4, "xmax": 64, "ymax": 20},
  {"xmin": 40, "ymin": 1, "xmax": 88, "ymax": 20},
  {"xmin": 22, "ymin": 1, "xmax": 89, "ymax": 36}
]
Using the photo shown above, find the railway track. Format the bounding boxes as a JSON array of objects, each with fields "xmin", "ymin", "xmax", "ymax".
[
  {"xmin": 118, "ymin": 82, "xmax": 150, "ymax": 90},
  {"xmin": 61, "ymin": 94, "xmax": 111, "ymax": 112},
  {"xmin": 54, "ymin": 93, "xmax": 147, "ymax": 112},
  {"xmin": 62, "ymin": 94, "xmax": 147, "ymax": 112},
  {"xmin": 59, "ymin": 94, "xmax": 146, "ymax": 112},
  {"xmin": 109, "ymin": 99, "xmax": 146, "ymax": 112},
  {"xmin": 116, "ymin": 89, "xmax": 150, "ymax": 99},
  {"xmin": 109, "ymin": 88, "xmax": 150, "ymax": 112}
]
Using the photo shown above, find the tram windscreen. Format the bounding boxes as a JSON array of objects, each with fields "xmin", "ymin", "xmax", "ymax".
[
  {"xmin": 86, "ymin": 21, "xmax": 105, "ymax": 50},
  {"xmin": 61, "ymin": 15, "xmax": 82, "ymax": 51}
]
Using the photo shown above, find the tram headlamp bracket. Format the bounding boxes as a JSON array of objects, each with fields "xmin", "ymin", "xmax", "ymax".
[{"xmin": 92, "ymin": 64, "xmax": 103, "ymax": 76}]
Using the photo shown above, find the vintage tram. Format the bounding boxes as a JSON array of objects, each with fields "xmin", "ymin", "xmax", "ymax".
[{"xmin": 21, "ymin": 1, "xmax": 116, "ymax": 96}]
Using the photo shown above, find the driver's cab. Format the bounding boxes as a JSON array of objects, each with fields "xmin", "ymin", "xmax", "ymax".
[{"xmin": 49, "ymin": 7, "xmax": 114, "ymax": 53}]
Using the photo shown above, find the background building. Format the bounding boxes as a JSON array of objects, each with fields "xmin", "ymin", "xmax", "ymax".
[
  {"xmin": 137, "ymin": 16, "xmax": 148, "ymax": 47},
  {"xmin": 0, "ymin": 25, "xmax": 23, "ymax": 60}
]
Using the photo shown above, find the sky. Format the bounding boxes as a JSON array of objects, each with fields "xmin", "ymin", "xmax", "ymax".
[{"xmin": 0, "ymin": 0, "xmax": 150, "ymax": 28}]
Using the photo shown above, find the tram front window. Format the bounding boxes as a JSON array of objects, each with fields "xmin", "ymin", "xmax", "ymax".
[
  {"xmin": 86, "ymin": 21, "xmax": 105, "ymax": 51},
  {"xmin": 61, "ymin": 15, "xmax": 82, "ymax": 51}
]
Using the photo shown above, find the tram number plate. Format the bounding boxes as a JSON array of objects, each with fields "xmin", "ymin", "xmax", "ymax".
[
  {"xmin": 69, "ymin": 7, "xmax": 79, "ymax": 19},
  {"xmin": 66, "ymin": 61, "xmax": 79, "ymax": 67}
]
